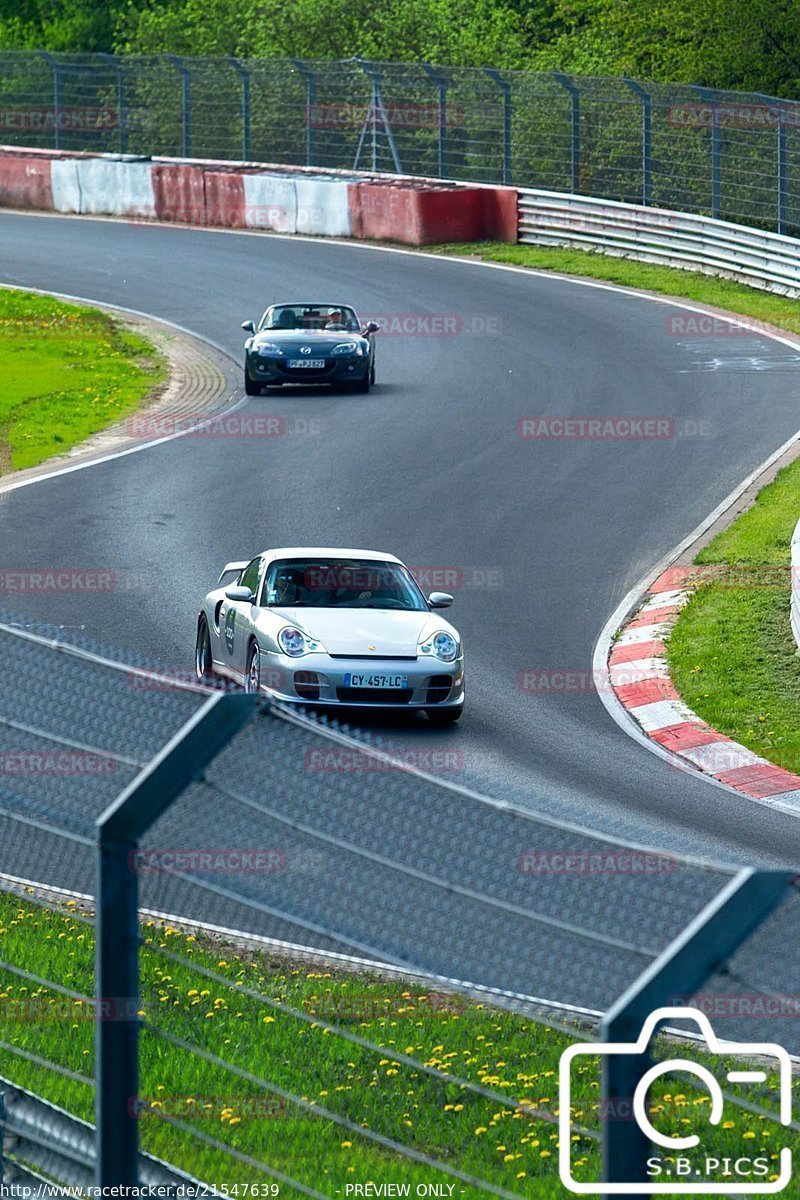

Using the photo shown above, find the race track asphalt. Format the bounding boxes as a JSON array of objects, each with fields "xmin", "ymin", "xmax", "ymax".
[{"xmin": 3, "ymin": 212, "xmax": 800, "ymax": 870}]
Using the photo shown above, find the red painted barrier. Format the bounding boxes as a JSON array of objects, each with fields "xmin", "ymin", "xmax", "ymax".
[
  {"xmin": 0, "ymin": 155, "xmax": 53, "ymax": 210},
  {"xmin": 203, "ymin": 170, "xmax": 246, "ymax": 228},
  {"xmin": 348, "ymin": 181, "xmax": 518, "ymax": 245},
  {"xmin": 151, "ymin": 163, "xmax": 207, "ymax": 226}
]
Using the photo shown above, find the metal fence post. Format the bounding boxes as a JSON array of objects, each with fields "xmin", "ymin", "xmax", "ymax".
[
  {"xmin": 227, "ymin": 58, "xmax": 251, "ymax": 161},
  {"xmin": 552, "ymin": 72, "xmax": 580, "ymax": 194},
  {"xmin": 484, "ymin": 69, "xmax": 512, "ymax": 185},
  {"xmin": 354, "ymin": 60, "xmax": 402, "ymax": 174},
  {"xmin": 97, "ymin": 53, "xmax": 126, "ymax": 155},
  {"xmin": 757, "ymin": 92, "xmax": 788, "ymax": 234},
  {"xmin": 422, "ymin": 63, "xmax": 448, "ymax": 179},
  {"xmin": 291, "ymin": 59, "xmax": 317, "ymax": 168},
  {"xmin": 38, "ymin": 52, "xmax": 61, "ymax": 151},
  {"xmin": 95, "ymin": 691, "xmax": 259, "ymax": 1189},
  {"xmin": 167, "ymin": 55, "xmax": 192, "ymax": 158},
  {"xmin": 691, "ymin": 85, "xmax": 721, "ymax": 219},
  {"xmin": 623, "ymin": 79, "xmax": 651, "ymax": 206},
  {"xmin": 600, "ymin": 868, "xmax": 793, "ymax": 1195}
]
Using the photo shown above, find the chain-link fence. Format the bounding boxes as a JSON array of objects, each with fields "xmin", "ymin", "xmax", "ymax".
[
  {"xmin": 0, "ymin": 52, "xmax": 798, "ymax": 232},
  {"xmin": 0, "ymin": 606, "xmax": 799, "ymax": 1192}
]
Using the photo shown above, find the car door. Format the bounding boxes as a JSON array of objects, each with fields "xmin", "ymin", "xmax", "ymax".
[{"xmin": 219, "ymin": 555, "xmax": 262, "ymax": 679}]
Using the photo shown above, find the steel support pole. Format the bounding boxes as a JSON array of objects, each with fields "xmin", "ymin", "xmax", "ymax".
[
  {"xmin": 600, "ymin": 868, "xmax": 793, "ymax": 1197},
  {"xmin": 691, "ymin": 85, "xmax": 721, "ymax": 219},
  {"xmin": 553, "ymin": 72, "xmax": 580, "ymax": 194},
  {"xmin": 227, "ymin": 58, "xmax": 251, "ymax": 162},
  {"xmin": 38, "ymin": 52, "xmax": 61, "ymax": 151},
  {"xmin": 422, "ymin": 63, "xmax": 448, "ymax": 179},
  {"xmin": 168, "ymin": 55, "xmax": 192, "ymax": 158},
  {"xmin": 291, "ymin": 60, "xmax": 317, "ymax": 167},
  {"xmin": 484, "ymin": 69, "xmax": 512, "ymax": 185},
  {"xmin": 623, "ymin": 79, "xmax": 651, "ymax": 206},
  {"xmin": 95, "ymin": 691, "xmax": 259, "ymax": 1188}
]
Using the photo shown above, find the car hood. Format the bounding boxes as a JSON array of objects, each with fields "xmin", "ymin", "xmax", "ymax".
[
  {"xmin": 251, "ymin": 330, "xmax": 366, "ymax": 353},
  {"xmin": 275, "ymin": 608, "xmax": 446, "ymax": 656}
]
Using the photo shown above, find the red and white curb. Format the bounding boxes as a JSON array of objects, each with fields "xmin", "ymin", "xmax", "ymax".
[{"xmin": 609, "ymin": 566, "xmax": 800, "ymax": 808}]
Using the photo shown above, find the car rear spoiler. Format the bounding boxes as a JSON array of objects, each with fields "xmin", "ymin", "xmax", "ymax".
[{"xmin": 217, "ymin": 560, "xmax": 249, "ymax": 585}]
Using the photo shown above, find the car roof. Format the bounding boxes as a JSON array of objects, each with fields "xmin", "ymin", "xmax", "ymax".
[{"xmin": 259, "ymin": 547, "xmax": 403, "ymax": 565}]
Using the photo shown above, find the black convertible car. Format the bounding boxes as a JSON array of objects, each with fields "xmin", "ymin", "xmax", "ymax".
[{"xmin": 242, "ymin": 302, "xmax": 379, "ymax": 394}]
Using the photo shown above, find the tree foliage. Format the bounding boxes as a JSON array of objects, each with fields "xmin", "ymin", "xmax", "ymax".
[{"xmin": 3, "ymin": 0, "xmax": 800, "ymax": 100}]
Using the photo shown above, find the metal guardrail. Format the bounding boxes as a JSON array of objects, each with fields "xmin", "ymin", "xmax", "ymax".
[
  {"xmin": 518, "ymin": 188, "xmax": 800, "ymax": 296},
  {"xmin": 0, "ymin": 1079, "xmax": 202, "ymax": 1193}
]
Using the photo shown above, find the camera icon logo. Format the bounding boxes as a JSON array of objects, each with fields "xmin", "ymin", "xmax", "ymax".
[{"xmin": 559, "ymin": 1006, "xmax": 792, "ymax": 1194}]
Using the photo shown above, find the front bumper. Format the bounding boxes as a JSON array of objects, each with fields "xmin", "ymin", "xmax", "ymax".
[
  {"xmin": 246, "ymin": 354, "xmax": 369, "ymax": 386},
  {"xmin": 259, "ymin": 651, "xmax": 465, "ymax": 710}
]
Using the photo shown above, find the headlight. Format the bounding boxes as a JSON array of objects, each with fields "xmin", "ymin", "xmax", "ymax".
[
  {"xmin": 277, "ymin": 627, "xmax": 325, "ymax": 657},
  {"xmin": 256, "ymin": 343, "xmax": 282, "ymax": 358},
  {"xmin": 331, "ymin": 342, "xmax": 364, "ymax": 357},
  {"xmin": 278, "ymin": 627, "xmax": 307, "ymax": 657},
  {"xmin": 419, "ymin": 631, "xmax": 459, "ymax": 662}
]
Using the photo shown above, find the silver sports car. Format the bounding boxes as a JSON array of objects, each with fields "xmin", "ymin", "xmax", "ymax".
[{"xmin": 195, "ymin": 548, "xmax": 465, "ymax": 723}]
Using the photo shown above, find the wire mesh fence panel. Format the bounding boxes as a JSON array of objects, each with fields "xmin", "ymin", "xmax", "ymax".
[{"xmin": 3, "ymin": 53, "xmax": 800, "ymax": 230}]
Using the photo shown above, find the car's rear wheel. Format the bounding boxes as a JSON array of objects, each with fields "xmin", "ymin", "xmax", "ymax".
[
  {"xmin": 195, "ymin": 618, "xmax": 215, "ymax": 684},
  {"xmin": 426, "ymin": 705, "xmax": 463, "ymax": 725},
  {"xmin": 245, "ymin": 643, "xmax": 261, "ymax": 694},
  {"xmin": 244, "ymin": 370, "xmax": 262, "ymax": 396}
]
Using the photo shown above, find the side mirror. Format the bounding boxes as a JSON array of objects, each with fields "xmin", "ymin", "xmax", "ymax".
[
  {"xmin": 428, "ymin": 592, "xmax": 454, "ymax": 609},
  {"xmin": 225, "ymin": 585, "xmax": 254, "ymax": 603},
  {"xmin": 241, "ymin": 319, "xmax": 255, "ymax": 333},
  {"xmin": 364, "ymin": 321, "xmax": 380, "ymax": 334}
]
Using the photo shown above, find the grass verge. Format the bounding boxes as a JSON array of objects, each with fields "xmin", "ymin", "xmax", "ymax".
[
  {"xmin": 0, "ymin": 891, "xmax": 791, "ymax": 1197},
  {"xmin": 430, "ymin": 241, "xmax": 800, "ymax": 327},
  {"xmin": 0, "ymin": 288, "xmax": 165, "ymax": 475},
  {"xmin": 667, "ymin": 455, "xmax": 800, "ymax": 772}
]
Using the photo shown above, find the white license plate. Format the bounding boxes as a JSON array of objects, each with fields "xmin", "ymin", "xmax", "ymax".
[
  {"xmin": 288, "ymin": 358, "xmax": 325, "ymax": 368},
  {"xmin": 344, "ymin": 673, "xmax": 408, "ymax": 689}
]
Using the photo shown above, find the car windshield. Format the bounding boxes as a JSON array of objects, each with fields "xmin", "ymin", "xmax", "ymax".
[
  {"xmin": 261, "ymin": 305, "xmax": 360, "ymax": 333},
  {"xmin": 263, "ymin": 559, "xmax": 428, "ymax": 611}
]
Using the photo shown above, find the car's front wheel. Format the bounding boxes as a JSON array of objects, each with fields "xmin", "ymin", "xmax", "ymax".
[
  {"xmin": 195, "ymin": 617, "xmax": 215, "ymax": 684},
  {"xmin": 356, "ymin": 370, "xmax": 371, "ymax": 394},
  {"xmin": 245, "ymin": 643, "xmax": 262, "ymax": 694},
  {"xmin": 426, "ymin": 705, "xmax": 463, "ymax": 725},
  {"xmin": 244, "ymin": 369, "xmax": 262, "ymax": 396}
]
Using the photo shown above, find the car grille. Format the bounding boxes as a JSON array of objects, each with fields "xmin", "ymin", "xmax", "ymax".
[
  {"xmin": 329, "ymin": 655, "xmax": 418, "ymax": 661},
  {"xmin": 336, "ymin": 687, "xmax": 413, "ymax": 705}
]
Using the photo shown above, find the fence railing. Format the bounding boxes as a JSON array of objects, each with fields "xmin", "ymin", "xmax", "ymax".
[
  {"xmin": 0, "ymin": 607, "xmax": 799, "ymax": 1192},
  {"xmin": 2, "ymin": 52, "xmax": 800, "ymax": 232}
]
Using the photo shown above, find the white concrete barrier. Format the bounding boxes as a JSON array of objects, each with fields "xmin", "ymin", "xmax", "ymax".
[
  {"xmin": 295, "ymin": 178, "xmax": 352, "ymax": 237},
  {"xmin": 791, "ymin": 519, "xmax": 800, "ymax": 649},
  {"xmin": 74, "ymin": 159, "xmax": 156, "ymax": 217},
  {"xmin": 242, "ymin": 174, "xmax": 297, "ymax": 233},
  {"xmin": 50, "ymin": 159, "xmax": 82, "ymax": 213}
]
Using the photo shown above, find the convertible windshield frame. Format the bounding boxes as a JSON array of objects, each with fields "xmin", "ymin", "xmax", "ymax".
[
  {"xmin": 262, "ymin": 558, "xmax": 429, "ymax": 611},
  {"xmin": 259, "ymin": 305, "xmax": 361, "ymax": 333}
]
